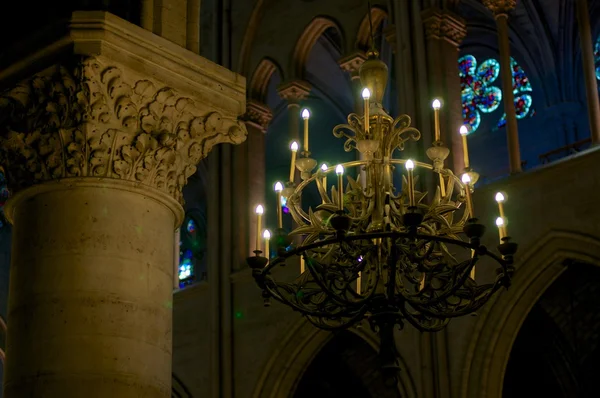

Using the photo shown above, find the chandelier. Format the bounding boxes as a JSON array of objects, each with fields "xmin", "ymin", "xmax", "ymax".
[{"xmin": 246, "ymin": 49, "xmax": 517, "ymax": 381}]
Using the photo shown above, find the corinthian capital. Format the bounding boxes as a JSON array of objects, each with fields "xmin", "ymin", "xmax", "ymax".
[
  {"xmin": 482, "ymin": 0, "xmax": 517, "ymax": 16},
  {"xmin": 0, "ymin": 11, "xmax": 247, "ymax": 204},
  {"xmin": 0, "ymin": 57, "xmax": 246, "ymax": 203}
]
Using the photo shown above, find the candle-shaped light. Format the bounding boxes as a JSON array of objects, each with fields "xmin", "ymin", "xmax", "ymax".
[
  {"xmin": 336, "ymin": 164, "xmax": 344, "ymax": 210},
  {"xmin": 495, "ymin": 217, "xmax": 506, "ymax": 243},
  {"xmin": 263, "ymin": 229, "xmax": 271, "ymax": 258},
  {"xmin": 461, "ymin": 173, "xmax": 474, "ymax": 218},
  {"xmin": 362, "ymin": 88, "xmax": 371, "ymax": 134},
  {"xmin": 255, "ymin": 205, "xmax": 264, "ymax": 252},
  {"xmin": 321, "ymin": 163, "xmax": 328, "ymax": 190},
  {"xmin": 405, "ymin": 159, "xmax": 415, "ymax": 207},
  {"xmin": 432, "ymin": 99, "xmax": 441, "ymax": 142},
  {"xmin": 459, "ymin": 125, "xmax": 470, "ymax": 169},
  {"xmin": 495, "ymin": 192, "xmax": 507, "ymax": 237},
  {"xmin": 289, "ymin": 141, "xmax": 299, "ymax": 182},
  {"xmin": 274, "ymin": 182, "xmax": 283, "ymax": 228},
  {"xmin": 302, "ymin": 109, "xmax": 310, "ymax": 153}
]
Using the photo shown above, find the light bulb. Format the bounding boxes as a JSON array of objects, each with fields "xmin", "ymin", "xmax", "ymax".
[
  {"xmin": 301, "ymin": 109, "xmax": 310, "ymax": 119},
  {"xmin": 321, "ymin": 164, "xmax": 327, "ymax": 172},
  {"xmin": 495, "ymin": 192, "xmax": 505, "ymax": 203},
  {"xmin": 495, "ymin": 217, "xmax": 504, "ymax": 227},
  {"xmin": 459, "ymin": 125, "xmax": 469, "ymax": 136},
  {"xmin": 290, "ymin": 141, "xmax": 299, "ymax": 151},
  {"xmin": 432, "ymin": 99, "xmax": 441, "ymax": 109},
  {"xmin": 274, "ymin": 182, "xmax": 283, "ymax": 192},
  {"xmin": 362, "ymin": 88, "xmax": 371, "ymax": 99},
  {"xmin": 461, "ymin": 173, "xmax": 471, "ymax": 184},
  {"xmin": 335, "ymin": 164, "xmax": 344, "ymax": 175},
  {"xmin": 263, "ymin": 229, "xmax": 271, "ymax": 239},
  {"xmin": 405, "ymin": 159, "xmax": 415, "ymax": 170},
  {"xmin": 255, "ymin": 205, "xmax": 264, "ymax": 215}
]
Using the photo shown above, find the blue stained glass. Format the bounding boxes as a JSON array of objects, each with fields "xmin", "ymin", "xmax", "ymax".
[
  {"xmin": 477, "ymin": 86, "xmax": 502, "ymax": 113},
  {"xmin": 478, "ymin": 59, "xmax": 500, "ymax": 83},
  {"xmin": 281, "ymin": 195, "xmax": 290, "ymax": 214},
  {"xmin": 187, "ymin": 219, "xmax": 196, "ymax": 233},
  {"xmin": 460, "ymin": 55, "xmax": 535, "ymax": 132},
  {"xmin": 458, "ymin": 55, "xmax": 502, "ymax": 132}
]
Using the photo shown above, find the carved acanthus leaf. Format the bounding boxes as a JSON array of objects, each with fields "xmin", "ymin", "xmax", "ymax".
[{"xmin": 0, "ymin": 57, "xmax": 247, "ymax": 203}]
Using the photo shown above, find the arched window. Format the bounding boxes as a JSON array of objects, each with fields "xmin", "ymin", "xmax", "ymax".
[
  {"xmin": 458, "ymin": 54, "xmax": 534, "ymax": 133},
  {"xmin": 178, "ymin": 214, "xmax": 206, "ymax": 287},
  {"xmin": 0, "ymin": 168, "xmax": 8, "ymax": 229}
]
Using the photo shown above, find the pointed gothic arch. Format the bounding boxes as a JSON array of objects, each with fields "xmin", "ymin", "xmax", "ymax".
[
  {"xmin": 249, "ymin": 58, "xmax": 283, "ymax": 103},
  {"xmin": 461, "ymin": 230, "xmax": 600, "ymax": 398},
  {"xmin": 292, "ymin": 16, "xmax": 344, "ymax": 79},
  {"xmin": 356, "ymin": 6, "xmax": 388, "ymax": 51},
  {"xmin": 253, "ymin": 318, "xmax": 417, "ymax": 398}
]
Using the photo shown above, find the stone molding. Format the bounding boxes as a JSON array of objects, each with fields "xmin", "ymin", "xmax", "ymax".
[
  {"xmin": 482, "ymin": 0, "xmax": 517, "ymax": 16},
  {"xmin": 422, "ymin": 8, "xmax": 467, "ymax": 47},
  {"xmin": 241, "ymin": 100, "xmax": 273, "ymax": 132},
  {"xmin": 338, "ymin": 52, "xmax": 367, "ymax": 78},
  {"xmin": 0, "ymin": 56, "xmax": 246, "ymax": 203},
  {"xmin": 277, "ymin": 80, "xmax": 311, "ymax": 104},
  {"xmin": 0, "ymin": 11, "xmax": 246, "ymax": 117}
]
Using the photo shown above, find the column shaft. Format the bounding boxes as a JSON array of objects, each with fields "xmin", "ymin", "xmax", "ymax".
[
  {"xmin": 575, "ymin": 0, "xmax": 600, "ymax": 144},
  {"xmin": 4, "ymin": 180, "xmax": 180, "ymax": 397},
  {"xmin": 496, "ymin": 14, "xmax": 522, "ymax": 173}
]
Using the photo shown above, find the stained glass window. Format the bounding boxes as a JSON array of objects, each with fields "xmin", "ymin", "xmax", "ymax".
[
  {"xmin": 178, "ymin": 215, "xmax": 206, "ymax": 288},
  {"xmin": 459, "ymin": 55, "xmax": 502, "ymax": 132},
  {"xmin": 459, "ymin": 55, "xmax": 534, "ymax": 132},
  {"xmin": 0, "ymin": 169, "xmax": 8, "ymax": 229}
]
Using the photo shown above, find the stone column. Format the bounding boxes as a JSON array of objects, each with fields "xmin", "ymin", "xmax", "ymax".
[
  {"xmin": 277, "ymin": 80, "xmax": 311, "ymax": 146},
  {"xmin": 483, "ymin": 0, "xmax": 522, "ymax": 174},
  {"xmin": 0, "ymin": 12, "xmax": 246, "ymax": 398},
  {"xmin": 240, "ymin": 101, "xmax": 273, "ymax": 257},
  {"xmin": 575, "ymin": 0, "xmax": 600, "ymax": 144},
  {"xmin": 422, "ymin": 7, "xmax": 467, "ymax": 173}
]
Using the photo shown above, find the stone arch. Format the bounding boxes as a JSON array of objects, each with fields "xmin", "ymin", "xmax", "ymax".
[
  {"xmin": 237, "ymin": 0, "xmax": 267, "ymax": 76},
  {"xmin": 356, "ymin": 6, "xmax": 388, "ymax": 51},
  {"xmin": 292, "ymin": 16, "xmax": 344, "ymax": 79},
  {"xmin": 249, "ymin": 58, "xmax": 283, "ymax": 103},
  {"xmin": 253, "ymin": 318, "xmax": 417, "ymax": 398},
  {"xmin": 460, "ymin": 230, "xmax": 600, "ymax": 398}
]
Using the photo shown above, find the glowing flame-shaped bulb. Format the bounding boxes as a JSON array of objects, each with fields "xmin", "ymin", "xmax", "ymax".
[
  {"xmin": 263, "ymin": 229, "xmax": 271, "ymax": 239},
  {"xmin": 495, "ymin": 217, "xmax": 504, "ymax": 227},
  {"xmin": 432, "ymin": 99, "xmax": 441, "ymax": 109},
  {"xmin": 321, "ymin": 164, "xmax": 327, "ymax": 172},
  {"xmin": 274, "ymin": 182, "xmax": 283, "ymax": 192},
  {"xmin": 405, "ymin": 159, "xmax": 415, "ymax": 170},
  {"xmin": 362, "ymin": 88, "xmax": 371, "ymax": 99},
  {"xmin": 301, "ymin": 109, "xmax": 310, "ymax": 119},
  {"xmin": 461, "ymin": 173, "xmax": 471, "ymax": 184},
  {"xmin": 335, "ymin": 164, "xmax": 344, "ymax": 175},
  {"xmin": 495, "ymin": 192, "xmax": 505, "ymax": 203},
  {"xmin": 255, "ymin": 205, "xmax": 264, "ymax": 215},
  {"xmin": 290, "ymin": 141, "xmax": 299, "ymax": 151},
  {"xmin": 459, "ymin": 125, "xmax": 469, "ymax": 136}
]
